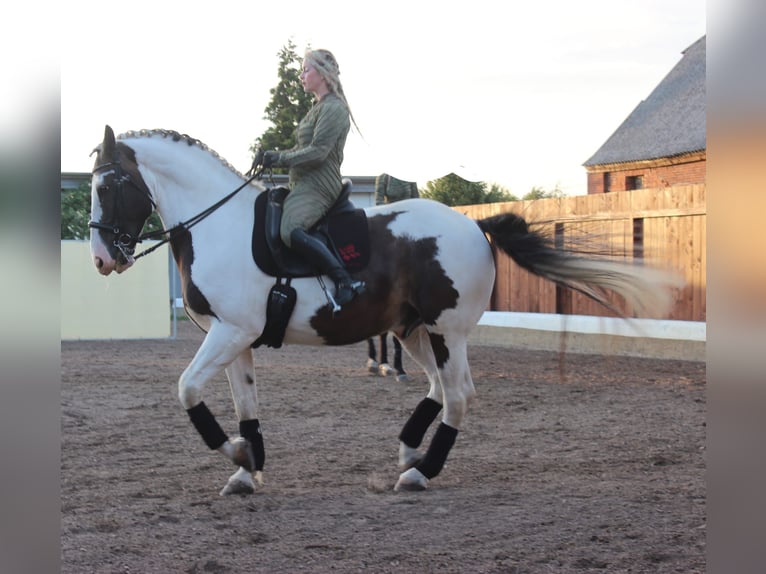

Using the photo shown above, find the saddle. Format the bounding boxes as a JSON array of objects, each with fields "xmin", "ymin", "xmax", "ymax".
[
  {"xmin": 252, "ymin": 180, "xmax": 370, "ymax": 277},
  {"xmin": 250, "ymin": 179, "xmax": 370, "ymax": 349}
]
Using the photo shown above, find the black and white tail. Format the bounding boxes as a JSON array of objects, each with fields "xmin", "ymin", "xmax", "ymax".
[{"xmin": 476, "ymin": 213, "xmax": 684, "ymax": 318}]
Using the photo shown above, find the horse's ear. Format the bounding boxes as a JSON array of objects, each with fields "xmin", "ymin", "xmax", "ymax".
[
  {"xmin": 91, "ymin": 125, "xmax": 116, "ymax": 165},
  {"xmin": 103, "ymin": 125, "xmax": 116, "ymax": 160}
]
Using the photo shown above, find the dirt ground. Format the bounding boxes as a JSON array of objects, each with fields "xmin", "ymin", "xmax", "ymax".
[{"xmin": 61, "ymin": 319, "xmax": 705, "ymax": 573}]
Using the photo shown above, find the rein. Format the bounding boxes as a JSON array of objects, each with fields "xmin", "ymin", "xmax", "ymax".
[
  {"xmin": 133, "ymin": 169, "xmax": 263, "ymax": 260},
  {"xmin": 90, "ymin": 159, "xmax": 265, "ymax": 261}
]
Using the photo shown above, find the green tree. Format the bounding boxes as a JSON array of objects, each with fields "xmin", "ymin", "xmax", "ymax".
[
  {"xmin": 523, "ymin": 184, "xmax": 565, "ymax": 200},
  {"xmin": 488, "ymin": 183, "xmax": 519, "ymax": 202},
  {"xmin": 250, "ymin": 40, "xmax": 314, "ymax": 172},
  {"xmin": 420, "ymin": 173, "xmax": 518, "ymax": 206},
  {"xmin": 61, "ymin": 183, "xmax": 92, "ymax": 239}
]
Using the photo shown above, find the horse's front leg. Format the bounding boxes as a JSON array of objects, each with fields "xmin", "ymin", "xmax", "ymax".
[
  {"xmin": 395, "ymin": 333, "xmax": 475, "ymax": 491},
  {"xmin": 219, "ymin": 348, "xmax": 265, "ymax": 496},
  {"xmin": 178, "ymin": 324, "xmax": 259, "ymax": 493}
]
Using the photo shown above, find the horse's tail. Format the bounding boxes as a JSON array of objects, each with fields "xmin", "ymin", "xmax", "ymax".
[{"xmin": 476, "ymin": 213, "xmax": 684, "ymax": 318}]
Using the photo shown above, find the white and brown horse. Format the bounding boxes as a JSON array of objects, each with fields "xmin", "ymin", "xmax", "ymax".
[{"xmin": 88, "ymin": 125, "xmax": 680, "ymax": 495}]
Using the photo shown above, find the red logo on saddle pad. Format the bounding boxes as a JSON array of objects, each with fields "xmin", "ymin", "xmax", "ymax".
[{"xmin": 339, "ymin": 243, "xmax": 361, "ymax": 262}]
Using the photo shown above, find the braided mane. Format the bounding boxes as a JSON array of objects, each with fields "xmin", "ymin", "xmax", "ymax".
[{"xmin": 117, "ymin": 129, "xmax": 247, "ymax": 177}]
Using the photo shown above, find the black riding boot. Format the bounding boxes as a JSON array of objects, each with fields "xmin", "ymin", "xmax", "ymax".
[{"xmin": 290, "ymin": 228, "xmax": 365, "ymax": 307}]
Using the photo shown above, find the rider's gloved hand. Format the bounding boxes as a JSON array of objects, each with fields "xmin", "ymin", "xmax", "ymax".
[
  {"xmin": 246, "ymin": 148, "xmax": 264, "ymax": 176},
  {"xmin": 263, "ymin": 151, "xmax": 280, "ymax": 168}
]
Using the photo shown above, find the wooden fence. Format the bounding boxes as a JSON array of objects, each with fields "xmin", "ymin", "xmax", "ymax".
[{"xmin": 456, "ymin": 185, "xmax": 706, "ymax": 322}]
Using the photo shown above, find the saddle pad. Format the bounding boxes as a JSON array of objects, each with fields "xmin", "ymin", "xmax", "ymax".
[{"xmin": 252, "ymin": 190, "xmax": 371, "ymax": 277}]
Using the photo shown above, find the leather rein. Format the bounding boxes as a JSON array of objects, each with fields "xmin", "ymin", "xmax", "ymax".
[{"xmin": 88, "ymin": 159, "xmax": 265, "ymax": 261}]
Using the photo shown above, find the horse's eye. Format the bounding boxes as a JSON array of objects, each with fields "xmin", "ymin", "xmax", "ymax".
[{"xmin": 97, "ymin": 185, "xmax": 109, "ymax": 195}]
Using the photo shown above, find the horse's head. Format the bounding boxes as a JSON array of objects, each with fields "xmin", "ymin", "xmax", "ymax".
[{"xmin": 89, "ymin": 125, "xmax": 155, "ymax": 275}]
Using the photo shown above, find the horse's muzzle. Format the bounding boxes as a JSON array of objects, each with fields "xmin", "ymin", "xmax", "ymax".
[{"xmin": 92, "ymin": 253, "xmax": 134, "ymax": 275}]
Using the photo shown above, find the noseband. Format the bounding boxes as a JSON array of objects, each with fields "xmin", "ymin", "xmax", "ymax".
[{"xmin": 88, "ymin": 160, "xmax": 156, "ymax": 262}]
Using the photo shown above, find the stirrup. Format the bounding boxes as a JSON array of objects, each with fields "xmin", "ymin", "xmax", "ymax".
[
  {"xmin": 316, "ymin": 274, "xmax": 365, "ymax": 313},
  {"xmin": 334, "ymin": 279, "xmax": 365, "ymax": 307}
]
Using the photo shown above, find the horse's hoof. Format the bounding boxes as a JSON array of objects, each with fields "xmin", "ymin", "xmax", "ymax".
[
  {"xmin": 378, "ymin": 363, "xmax": 395, "ymax": 376},
  {"xmin": 396, "ymin": 373, "xmax": 410, "ymax": 382},
  {"xmin": 366, "ymin": 358, "xmax": 378, "ymax": 374},
  {"xmin": 219, "ymin": 479, "xmax": 255, "ymax": 496},
  {"xmin": 394, "ymin": 467, "xmax": 428, "ymax": 492},
  {"xmin": 229, "ymin": 437, "xmax": 255, "ymax": 472}
]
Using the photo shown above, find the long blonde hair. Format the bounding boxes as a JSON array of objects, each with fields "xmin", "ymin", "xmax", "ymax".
[{"xmin": 304, "ymin": 49, "xmax": 361, "ymax": 134}]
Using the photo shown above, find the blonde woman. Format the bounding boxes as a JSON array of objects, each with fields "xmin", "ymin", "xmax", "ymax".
[{"xmin": 260, "ymin": 49, "xmax": 364, "ymax": 307}]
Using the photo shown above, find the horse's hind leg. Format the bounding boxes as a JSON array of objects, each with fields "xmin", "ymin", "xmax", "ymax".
[
  {"xmin": 377, "ymin": 333, "xmax": 396, "ymax": 376},
  {"xmin": 379, "ymin": 333, "xmax": 389, "ymax": 364},
  {"xmin": 394, "ymin": 327, "xmax": 443, "ymax": 471},
  {"xmin": 366, "ymin": 338, "xmax": 378, "ymax": 373},
  {"xmin": 395, "ymin": 331, "xmax": 475, "ymax": 491},
  {"xmin": 220, "ymin": 349, "xmax": 265, "ymax": 496}
]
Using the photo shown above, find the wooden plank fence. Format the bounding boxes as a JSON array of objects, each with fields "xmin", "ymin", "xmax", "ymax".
[{"xmin": 456, "ymin": 185, "xmax": 706, "ymax": 322}]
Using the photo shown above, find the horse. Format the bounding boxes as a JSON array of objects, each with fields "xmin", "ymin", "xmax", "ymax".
[
  {"xmin": 88, "ymin": 125, "xmax": 681, "ymax": 495},
  {"xmin": 367, "ymin": 333, "xmax": 408, "ymax": 381}
]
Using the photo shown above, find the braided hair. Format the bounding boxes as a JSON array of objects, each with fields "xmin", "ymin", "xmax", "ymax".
[{"xmin": 304, "ymin": 49, "xmax": 361, "ymax": 134}]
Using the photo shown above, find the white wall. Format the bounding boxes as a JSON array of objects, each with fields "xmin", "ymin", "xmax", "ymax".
[{"xmin": 61, "ymin": 241, "xmax": 170, "ymax": 340}]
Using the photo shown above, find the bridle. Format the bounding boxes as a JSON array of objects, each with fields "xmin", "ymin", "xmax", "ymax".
[
  {"xmin": 88, "ymin": 155, "xmax": 264, "ymax": 261},
  {"xmin": 88, "ymin": 159, "xmax": 156, "ymax": 262}
]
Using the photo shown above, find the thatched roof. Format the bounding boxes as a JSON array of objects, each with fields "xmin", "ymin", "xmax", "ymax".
[{"xmin": 583, "ymin": 36, "xmax": 706, "ymax": 167}]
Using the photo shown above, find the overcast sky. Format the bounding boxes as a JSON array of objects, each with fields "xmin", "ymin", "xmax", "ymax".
[{"xmin": 59, "ymin": 0, "xmax": 705, "ymax": 195}]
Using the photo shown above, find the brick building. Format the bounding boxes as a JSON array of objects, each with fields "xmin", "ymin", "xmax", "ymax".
[{"xmin": 583, "ymin": 36, "xmax": 706, "ymax": 194}]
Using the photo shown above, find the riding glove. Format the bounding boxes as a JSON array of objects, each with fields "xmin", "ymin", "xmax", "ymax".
[{"xmin": 263, "ymin": 151, "xmax": 280, "ymax": 168}]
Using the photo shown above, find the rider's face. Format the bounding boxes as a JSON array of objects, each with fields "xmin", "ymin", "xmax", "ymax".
[{"xmin": 300, "ymin": 62, "xmax": 326, "ymax": 97}]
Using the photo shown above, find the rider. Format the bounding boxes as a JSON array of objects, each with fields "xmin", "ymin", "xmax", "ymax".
[{"xmin": 258, "ymin": 48, "xmax": 364, "ymax": 307}]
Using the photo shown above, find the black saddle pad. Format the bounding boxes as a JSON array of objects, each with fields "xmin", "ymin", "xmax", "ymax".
[{"xmin": 251, "ymin": 190, "xmax": 370, "ymax": 278}]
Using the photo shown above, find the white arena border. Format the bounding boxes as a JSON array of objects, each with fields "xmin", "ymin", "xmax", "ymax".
[
  {"xmin": 478, "ymin": 311, "xmax": 705, "ymax": 341},
  {"xmin": 471, "ymin": 311, "xmax": 706, "ymax": 361}
]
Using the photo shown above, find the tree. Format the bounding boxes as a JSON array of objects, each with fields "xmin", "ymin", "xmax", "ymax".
[
  {"xmin": 488, "ymin": 183, "xmax": 519, "ymax": 202},
  {"xmin": 420, "ymin": 173, "xmax": 518, "ymax": 206},
  {"xmin": 61, "ymin": 183, "xmax": 92, "ymax": 239},
  {"xmin": 250, "ymin": 39, "xmax": 314, "ymax": 172},
  {"xmin": 523, "ymin": 184, "xmax": 565, "ymax": 200}
]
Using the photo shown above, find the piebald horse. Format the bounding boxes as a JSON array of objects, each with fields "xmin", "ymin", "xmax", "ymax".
[{"xmin": 88, "ymin": 125, "xmax": 680, "ymax": 495}]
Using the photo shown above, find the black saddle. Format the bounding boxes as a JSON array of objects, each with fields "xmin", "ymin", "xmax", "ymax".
[{"xmin": 252, "ymin": 179, "xmax": 370, "ymax": 278}]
